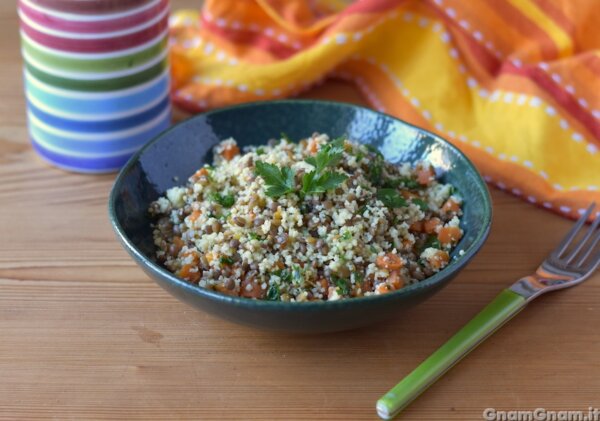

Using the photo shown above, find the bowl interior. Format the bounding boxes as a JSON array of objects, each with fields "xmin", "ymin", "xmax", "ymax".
[{"xmin": 110, "ymin": 100, "xmax": 491, "ymax": 307}]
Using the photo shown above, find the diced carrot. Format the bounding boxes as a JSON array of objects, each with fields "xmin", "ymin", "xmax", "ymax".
[
  {"xmin": 221, "ymin": 144, "xmax": 240, "ymax": 161},
  {"xmin": 179, "ymin": 264, "xmax": 201, "ymax": 283},
  {"xmin": 427, "ymin": 250, "xmax": 450, "ymax": 270},
  {"xmin": 376, "ymin": 253, "xmax": 403, "ymax": 270},
  {"xmin": 423, "ymin": 217, "xmax": 441, "ymax": 234},
  {"xmin": 319, "ymin": 278, "xmax": 328, "ymax": 291},
  {"xmin": 388, "ymin": 270, "xmax": 404, "ymax": 290},
  {"xmin": 214, "ymin": 283, "xmax": 238, "ymax": 296},
  {"xmin": 438, "ymin": 226, "xmax": 463, "ymax": 245},
  {"xmin": 409, "ymin": 221, "xmax": 424, "ymax": 232},
  {"xmin": 375, "ymin": 283, "xmax": 390, "ymax": 294},
  {"xmin": 416, "ymin": 165, "xmax": 435, "ymax": 186},
  {"xmin": 193, "ymin": 167, "xmax": 209, "ymax": 178},
  {"xmin": 170, "ymin": 236, "xmax": 184, "ymax": 255},
  {"xmin": 402, "ymin": 238, "xmax": 414, "ymax": 250},
  {"xmin": 240, "ymin": 278, "xmax": 265, "ymax": 299},
  {"xmin": 307, "ymin": 138, "xmax": 319, "ymax": 154},
  {"xmin": 181, "ymin": 250, "xmax": 199, "ymax": 265},
  {"xmin": 189, "ymin": 210, "xmax": 202, "ymax": 222},
  {"xmin": 401, "ymin": 191, "xmax": 419, "ymax": 199},
  {"xmin": 441, "ymin": 198, "xmax": 460, "ymax": 213},
  {"xmin": 362, "ymin": 275, "xmax": 374, "ymax": 294}
]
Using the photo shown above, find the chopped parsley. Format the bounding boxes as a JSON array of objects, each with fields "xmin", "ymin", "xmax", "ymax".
[
  {"xmin": 273, "ymin": 269, "xmax": 292, "ymax": 283},
  {"xmin": 291, "ymin": 265, "xmax": 303, "ymax": 284},
  {"xmin": 412, "ymin": 198, "xmax": 429, "ymax": 211},
  {"xmin": 365, "ymin": 144, "xmax": 384, "ymax": 159},
  {"xmin": 385, "ymin": 177, "xmax": 421, "ymax": 190},
  {"xmin": 333, "ymin": 276, "xmax": 350, "ymax": 295},
  {"xmin": 266, "ymin": 284, "xmax": 280, "ymax": 301},
  {"xmin": 353, "ymin": 271, "xmax": 364, "ymax": 285},
  {"xmin": 280, "ymin": 132, "xmax": 293, "ymax": 143},
  {"xmin": 368, "ymin": 161, "xmax": 383, "ymax": 186},
  {"xmin": 341, "ymin": 230, "xmax": 352, "ymax": 241},
  {"xmin": 376, "ymin": 188, "xmax": 408, "ymax": 208},
  {"xmin": 423, "ymin": 234, "xmax": 441, "ymax": 250},
  {"xmin": 219, "ymin": 256, "xmax": 234, "ymax": 265},
  {"xmin": 248, "ymin": 232, "xmax": 261, "ymax": 240},
  {"xmin": 210, "ymin": 192, "xmax": 235, "ymax": 208},
  {"xmin": 256, "ymin": 147, "xmax": 265, "ymax": 155}
]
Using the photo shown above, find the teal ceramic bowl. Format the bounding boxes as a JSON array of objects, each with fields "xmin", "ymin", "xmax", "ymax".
[{"xmin": 109, "ymin": 100, "xmax": 492, "ymax": 333}]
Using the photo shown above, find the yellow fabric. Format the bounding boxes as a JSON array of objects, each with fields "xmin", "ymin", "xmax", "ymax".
[{"xmin": 169, "ymin": 0, "xmax": 600, "ymax": 219}]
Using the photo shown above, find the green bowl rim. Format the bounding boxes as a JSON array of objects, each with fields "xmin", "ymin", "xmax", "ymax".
[{"xmin": 108, "ymin": 99, "xmax": 492, "ymax": 310}]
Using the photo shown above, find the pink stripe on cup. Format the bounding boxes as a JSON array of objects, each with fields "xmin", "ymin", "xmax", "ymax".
[
  {"xmin": 19, "ymin": 0, "xmax": 168, "ymax": 34},
  {"xmin": 20, "ymin": 14, "xmax": 168, "ymax": 53},
  {"xmin": 27, "ymin": 0, "xmax": 149, "ymax": 15}
]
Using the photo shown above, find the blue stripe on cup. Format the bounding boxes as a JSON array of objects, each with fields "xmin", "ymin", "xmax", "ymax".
[
  {"xmin": 31, "ymin": 136, "xmax": 135, "ymax": 173},
  {"xmin": 28, "ymin": 110, "xmax": 170, "ymax": 155},
  {"xmin": 24, "ymin": 69, "xmax": 169, "ymax": 116},
  {"xmin": 27, "ymin": 94, "xmax": 169, "ymax": 132}
]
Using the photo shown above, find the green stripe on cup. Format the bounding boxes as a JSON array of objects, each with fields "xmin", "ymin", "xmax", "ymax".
[
  {"xmin": 21, "ymin": 34, "xmax": 168, "ymax": 74},
  {"xmin": 24, "ymin": 57, "xmax": 168, "ymax": 92}
]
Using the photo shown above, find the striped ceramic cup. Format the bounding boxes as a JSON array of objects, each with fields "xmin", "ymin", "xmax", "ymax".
[{"xmin": 19, "ymin": 0, "xmax": 171, "ymax": 173}]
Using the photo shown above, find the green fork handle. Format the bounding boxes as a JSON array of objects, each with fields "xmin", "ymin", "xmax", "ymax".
[{"xmin": 376, "ymin": 289, "xmax": 527, "ymax": 419}]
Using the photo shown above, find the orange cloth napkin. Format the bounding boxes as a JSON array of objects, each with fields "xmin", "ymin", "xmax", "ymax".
[{"xmin": 169, "ymin": 0, "xmax": 600, "ymax": 219}]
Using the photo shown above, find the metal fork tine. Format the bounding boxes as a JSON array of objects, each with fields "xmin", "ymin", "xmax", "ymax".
[
  {"xmin": 576, "ymin": 228, "xmax": 600, "ymax": 268},
  {"xmin": 553, "ymin": 203, "xmax": 596, "ymax": 258},
  {"xmin": 565, "ymin": 212, "xmax": 600, "ymax": 264}
]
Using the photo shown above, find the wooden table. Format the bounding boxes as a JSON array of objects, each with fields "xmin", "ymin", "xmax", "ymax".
[{"xmin": 1, "ymin": 2, "xmax": 598, "ymax": 420}]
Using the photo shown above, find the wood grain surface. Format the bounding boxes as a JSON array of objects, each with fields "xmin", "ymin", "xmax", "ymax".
[{"xmin": 1, "ymin": 1, "xmax": 598, "ymax": 420}]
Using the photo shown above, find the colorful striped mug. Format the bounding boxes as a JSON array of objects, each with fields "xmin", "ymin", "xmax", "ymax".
[{"xmin": 19, "ymin": 0, "xmax": 171, "ymax": 173}]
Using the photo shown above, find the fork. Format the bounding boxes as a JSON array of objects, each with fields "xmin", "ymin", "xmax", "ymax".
[{"xmin": 376, "ymin": 203, "xmax": 600, "ymax": 420}]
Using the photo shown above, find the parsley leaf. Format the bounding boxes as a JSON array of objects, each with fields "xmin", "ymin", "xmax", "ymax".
[
  {"xmin": 376, "ymin": 188, "xmax": 408, "ymax": 208},
  {"xmin": 254, "ymin": 161, "xmax": 295, "ymax": 198},
  {"xmin": 256, "ymin": 147, "xmax": 265, "ymax": 155},
  {"xmin": 210, "ymin": 192, "xmax": 235, "ymax": 208},
  {"xmin": 266, "ymin": 284, "xmax": 280, "ymax": 301},
  {"xmin": 301, "ymin": 171, "xmax": 348, "ymax": 196},
  {"xmin": 248, "ymin": 232, "xmax": 261, "ymax": 240},
  {"xmin": 301, "ymin": 136, "xmax": 349, "ymax": 197},
  {"xmin": 304, "ymin": 137, "xmax": 345, "ymax": 173},
  {"xmin": 341, "ymin": 230, "xmax": 352, "ymax": 241},
  {"xmin": 412, "ymin": 198, "xmax": 429, "ymax": 211}
]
